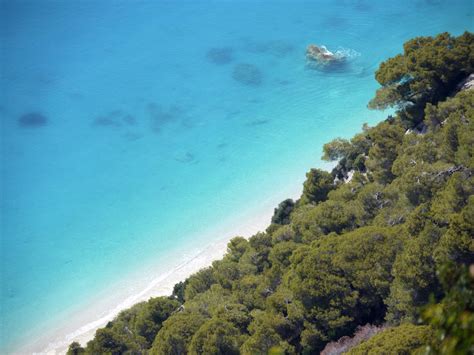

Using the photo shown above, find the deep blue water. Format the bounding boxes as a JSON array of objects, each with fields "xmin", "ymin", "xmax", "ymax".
[{"xmin": 1, "ymin": 0, "xmax": 472, "ymax": 352}]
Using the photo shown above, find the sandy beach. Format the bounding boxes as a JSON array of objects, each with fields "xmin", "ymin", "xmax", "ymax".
[{"xmin": 17, "ymin": 185, "xmax": 302, "ymax": 355}]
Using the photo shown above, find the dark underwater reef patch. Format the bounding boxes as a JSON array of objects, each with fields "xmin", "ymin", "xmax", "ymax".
[
  {"xmin": 147, "ymin": 103, "xmax": 184, "ymax": 133},
  {"xmin": 225, "ymin": 110, "xmax": 242, "ymax": 120},
  {"xmin": 174, "ymin": 151, "xmax": 196, "ymax": 164},
  {"xmin": 108, "ymin": 109, "xmax": 123, "ymax": 117},
  {"xmin": 353, "ymin": 0, "xmax": 373, "ymax": 12},
  {"xmin": 18, "ymin": 112, "xmax": 48, "ymax": 128},
  {"xmin": 247, "ymin": 98, "xmax": 262, "ymax": 104},
  {"xmin": 93, "ymin": 116, "xmax": 122, "ymax": 128},
  {"xmin": 122, "ymin": 114, "xmax": 137, "ymax": 126},
  {"xmin": 206, "ymin": 47, "xmax": 234, "ymax": 65},
  {"xmin": 93, "ymin": 110, "xmax": 137, "ymax": 128},
  {"xmin": 93, "ymin": 112, "xmax": 122, "ymax": 128},
  {"xmin": 232, "ymin": 63, "xmax": 263, "ymax": 86},
  {"xmin": 246, "ymin": 119, "xmax": 270, "ymax": 127}
]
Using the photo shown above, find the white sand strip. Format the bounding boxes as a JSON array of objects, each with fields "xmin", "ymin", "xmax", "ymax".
[{"xmin": 18, "ymin": 184, "xmax": 302, "ymax": 355}]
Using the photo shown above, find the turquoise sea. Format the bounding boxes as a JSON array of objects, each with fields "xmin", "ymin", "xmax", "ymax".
[{"xmin": 1, "ymin": 0, "xmax": 472, "ymax": 352}]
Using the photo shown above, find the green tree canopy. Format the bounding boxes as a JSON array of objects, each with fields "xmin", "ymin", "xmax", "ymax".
[
  {"xmin": 271, "ymin": 199, "xmax": 296, "ymax": 225},
  {"xmin": 421, "ymin": 263, "xmax": 474, "ymax": 354},
  {"xmin": 347, "ymin": 324, "xmax": 434, "ymax": 355},
  {"xmin": 151, "ymin": 312, "xmax": 206, "ymax": 355},
  {"xmin": 369, "ymin": 32, "xmax": 474, "ymax": 126},
  {"xmin": 301, "ymin": 169, "xmax": 335, "ymax": 205},
  {"xmin": 188, "ymin": 318, "xmax": 245, "ymax": 355}
]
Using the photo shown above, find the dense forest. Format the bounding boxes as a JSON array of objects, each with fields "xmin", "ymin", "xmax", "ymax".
[{"xmin": 68, "ymin": 32, "xmax": 473, "ymax": 355}]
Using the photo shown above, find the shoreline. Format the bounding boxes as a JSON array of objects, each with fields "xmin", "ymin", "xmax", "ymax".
[
  {"xmin": 37, "ymin": 239, "xmax": 231, "ymax": 355},
  {"xmin": 18, "ymin": 184, "xmax": 303, "ymax": 355}
]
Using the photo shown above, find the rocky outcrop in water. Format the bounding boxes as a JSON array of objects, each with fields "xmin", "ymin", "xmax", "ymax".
[{"xmin": 306, "ymin": 44, "xmax": 341, "ymax": 65}]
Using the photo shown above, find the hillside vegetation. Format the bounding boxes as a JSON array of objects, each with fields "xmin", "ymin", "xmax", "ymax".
[{"xmin": 68, "ymin": 32, "xmax": 474, "ymax": 355}]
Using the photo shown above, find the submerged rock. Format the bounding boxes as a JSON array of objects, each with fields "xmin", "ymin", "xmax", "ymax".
[
  {"xmin": 18, "ymin": 112, "xmax": 48, "ymax": 128},
  {"xmin": 278, "ymin": 79, "xmax": 292, "ymax": 86},
  {"xmin": 174, "ymin": 151, "xmax": 196, "ymax": 163},
  {"xmin": 93, "ymin": 116, "xmax": 122, "ymax": 128},
  {"xmin": 122, "ymin": 114, "xmax": 137, "ymax": 126},
  {"xmin": 232, "ymin": 63, "xmax": 263, "ymax": 86},
  {"xmin": 93, "ymin": 110, "xmax": 137, "ymax": 128},
  {"xmin": 246, "ymin": 119, "xmax": 270, "ymax": 127},
  {"xmin": 148, "ymin": 103, "xmax": 183, "ymax": 133},
  {"xmin": 206, "ymin": 47, "xmax": 234, "ymax": 65}
]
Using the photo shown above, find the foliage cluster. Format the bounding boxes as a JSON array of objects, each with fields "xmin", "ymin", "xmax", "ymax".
[
  {"xmin": 346, "ymin": 324, "xmax": 434, "ymax": 355},
  {"xmin": 368, "ymin": 31, "xmax": 473, "ymax": 127}
]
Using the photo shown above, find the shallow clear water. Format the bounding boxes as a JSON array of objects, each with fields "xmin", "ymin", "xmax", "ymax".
[{"xmin": 1, "ymin": 0, "xmax": 472, "ymax": 352}]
